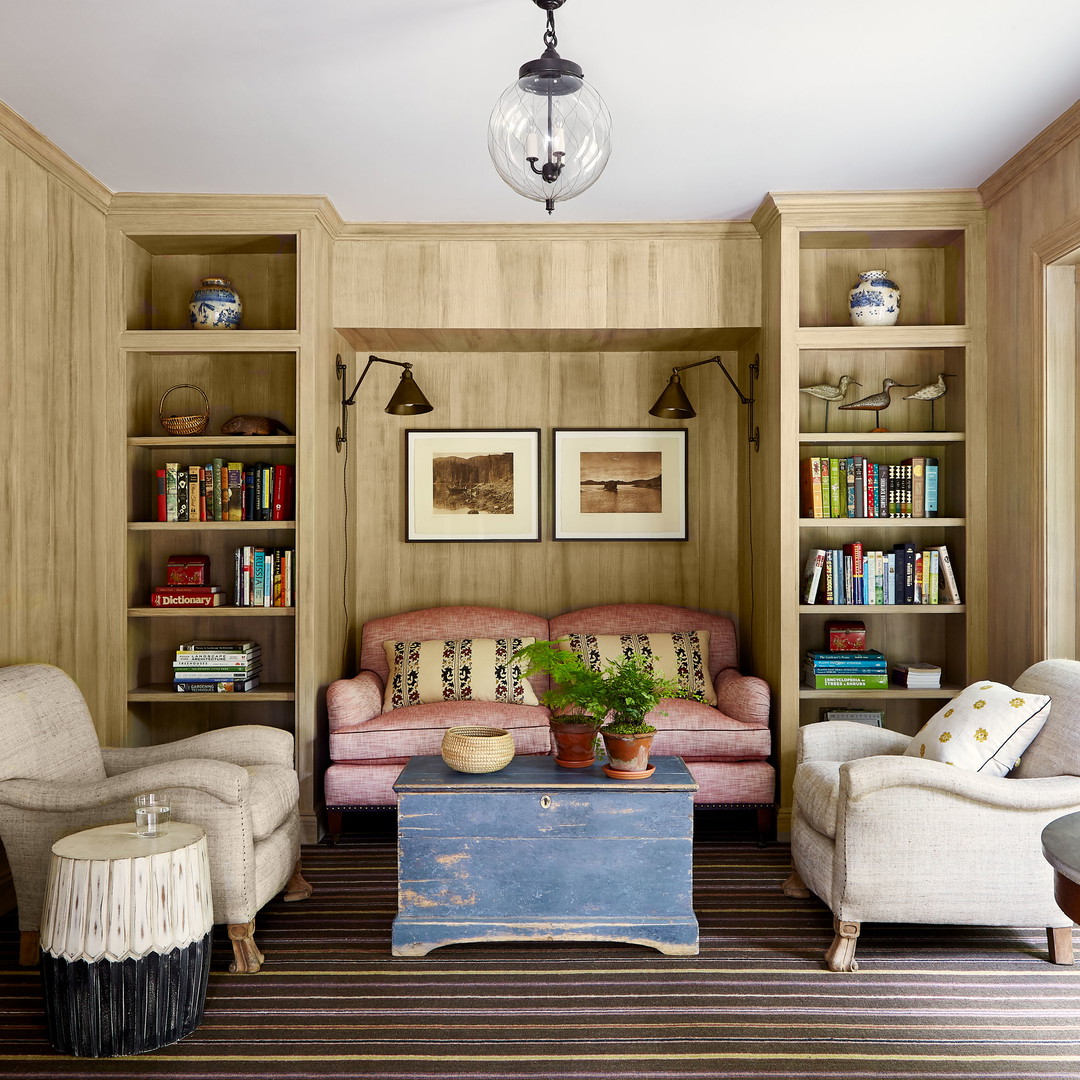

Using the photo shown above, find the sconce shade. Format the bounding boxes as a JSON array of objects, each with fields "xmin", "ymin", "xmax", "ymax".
[
  {"xmin": 385, "ymin": 369, "xmax": 433, "ymax": 415},
  {"xmin": 649, "ymin": 374, "xmax": 696, "ymax": 419}
]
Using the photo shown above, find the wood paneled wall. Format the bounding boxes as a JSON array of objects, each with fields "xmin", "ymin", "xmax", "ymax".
[
  {"xmin": 333, "ymin": 226, "xmax": 762, "ymax": 649},
  {"xmin": 980, "ymin": 102, "xmax": 1080, "ymax": 679},
  {"xmin": 0, "ymin": 104, "xmax": 116, "ymax": 729}
]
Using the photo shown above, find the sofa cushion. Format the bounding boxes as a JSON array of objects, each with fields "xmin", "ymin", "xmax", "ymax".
[
  {"xmin": 245, "ymin": 764, "xmax": 301, "ymax": 842},
  {"xmin": 382, "ymin": 637, "xmax": 539, "ymax": 712},
  {"xmin": 646, "ymin": 697, "xmax": 769, "ymax": 758},
  {"xmin": 793, "ymin": 760, "xmax": 843, "ymax": 839},
  {"xmin": 557, "ymin": 631, "xmax": 718, "ymax": 705},
  {"xmin": 903, "ymin": 680, "xmax": 1051, "ymax": 776},
  {"xmin": 331, "ymin": 701, "xmax": 552, "ymax": 761}
]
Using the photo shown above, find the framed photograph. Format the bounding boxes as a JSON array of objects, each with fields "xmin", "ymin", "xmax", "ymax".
[
  {"xmin": 406, "ymin": 429, "xmax": 541, "ymax": 542},
  {"xmin": 553, "ymin": 428, "xmax": 688, "ymax": 541}
]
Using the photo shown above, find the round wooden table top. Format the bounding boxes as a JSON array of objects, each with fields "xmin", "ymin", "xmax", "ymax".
[
  {"xmin": 1042, "ymin": 811, "xmax": 1080, "ymax": 886},
  {"xmin": 51, "ymin": 821, "xmax": 204, "ymax": 861}
]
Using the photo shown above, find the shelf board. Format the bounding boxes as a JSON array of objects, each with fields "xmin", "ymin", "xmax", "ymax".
[
  {"xmin": 800, "ymin": 685, "xmax": 962, "ymax": 700},
  {"xmin": 128, "ymin": 606, "xmax": 294, "ymax": 617},
  {"xmin": 798, "ymin": 431, "xmax": 965, "ymax": 445},
  {"xmin": 121, "ymin": 330, "xmax": 300, "ymax": 352},
  {"xmin": 795, "ymin": 325, "xmax": 970, "ymax": 350},
  {"xmin": 128, "ymin": 683, "xmax": 295, "ymax": 702},
  {"xmin": 799, "ymin": 604, "xmax": 965, "ymax": 614},
  {"xmin": 799, "ymin": 517, "xmax": 965, "ymax": 528},
  {"xmin": 128, "ymin": 520, "xmax": 295, "ymax": 531},
  {"xmin": 129, "ymin": 435, "xmax": 295, "ymax": 448}
]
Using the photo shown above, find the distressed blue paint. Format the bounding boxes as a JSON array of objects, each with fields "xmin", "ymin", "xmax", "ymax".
[{"xmin": 392, "ymin": 755, "xmax": 699, "ymax": 956}]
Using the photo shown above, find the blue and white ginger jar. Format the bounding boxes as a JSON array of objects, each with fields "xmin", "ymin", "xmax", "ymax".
[
  {"xmin": 848, "ymin": 270, "xmax": 900, "ymax": 327},
  {"xmin": 189, "ymin": 277, "xmax": 242, "ymax": 329}
]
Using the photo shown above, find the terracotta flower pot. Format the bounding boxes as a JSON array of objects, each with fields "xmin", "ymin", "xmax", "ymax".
[
  {"xmin": 550, "ymin": 719, "xmax": 599, "ymax": 768},
  {"xmin": 601, "ymin": 731, "xmax": 655, "ymax": 779}
]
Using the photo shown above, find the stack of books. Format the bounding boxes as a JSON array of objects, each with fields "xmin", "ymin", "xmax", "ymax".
[
  {"xmin": 803, "ymin": 649, "xmax": 888, "ymax": 689},
  {"xmin": 892, "ymin": 661, "xmax": 942, "ymax": 689},
  {"xmin": 173, "ymin": 640, "xmax": 261, "ymax": 693}
]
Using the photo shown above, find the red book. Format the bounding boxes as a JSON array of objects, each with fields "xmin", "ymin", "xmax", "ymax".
[
  {"xmin": 272, "ymin": 464, "xmax": 295, "ymax": 520},
  {"xmin": 151, "ymin": 591, "xmax": 225, "ymax": 607},
  {"xmin": 156, "ymin": 469, "xmax": 167, "ymax": 522},
  {"xmin": 155, "ymin": 585, "xmax": 221, "ymax": 596}
]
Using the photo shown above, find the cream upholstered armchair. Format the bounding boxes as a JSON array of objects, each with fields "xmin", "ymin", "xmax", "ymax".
[
  {"xmin": 0, "ymin": 664, "xmax": 311, "ymax": 973},
  {"xmin": 783, "ymin": 660, "xmax": 1080, "ymax": 971}
]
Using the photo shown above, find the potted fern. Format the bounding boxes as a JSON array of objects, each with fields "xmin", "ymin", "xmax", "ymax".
[{"xmin": 514, "ymin": 641, "xmax": 689, "ymax": 775}]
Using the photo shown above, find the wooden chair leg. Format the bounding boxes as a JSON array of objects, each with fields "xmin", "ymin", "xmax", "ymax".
[
  {"xmin": 18, "ymin": 931, "xmax": 38, "ymax": 967},
  {"xmin": 1048, "ymin": 926, "xmax": 1075, "ymax": 965},
  {"xmin": 283, "ymin": 857, "xmax": 313, "ymax": 902},
  {"xmin": 756, "ymin": 807, "xmax": 776, "ymax": 847},
  {"xmin": 228, "ymin": 920, "xmax": 265, "ymax": 974},
  {"xmin": 781, "ymin": 868, "xmax": 811, "ymax": 899},
  {"xmin": 825, "ymin": 917, "xmax": 861, "ymax": 972},
  {"xmin": 326, "ymin": 810, "xmax": 344, "ymax": 844}
]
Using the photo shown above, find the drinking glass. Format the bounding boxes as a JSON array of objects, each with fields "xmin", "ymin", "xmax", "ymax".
[{"xmin": 133, "ymin": 793, "xmax": 171, "ymax": 838}]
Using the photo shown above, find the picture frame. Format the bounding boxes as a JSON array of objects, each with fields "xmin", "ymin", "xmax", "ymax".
[
  {"xmin": 552, "ymin": 428, "xmax": 688, "ymax": 541},
  {"xmin": 405, "ymin": 429, "xmax": 541, "ymax": 542}
]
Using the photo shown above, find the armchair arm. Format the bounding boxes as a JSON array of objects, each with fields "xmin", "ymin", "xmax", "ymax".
[
  {"xmin": 327, "ymin": 670, "xmax": 385, "ymax": 730},
  {"xmin": 102, "ymin": 725, "xmax": 294, "ymax": 773},
  {"xmin": 842, "ymin": 754, "xmax": 1080, "ymax": 812},
  {"xmin": 797, "ymin": 720, "xmax": 910, "ymax": 765},
  {"xmin": 0, "ymin": 758, "xmax": 250, "ymax": 812},
  {"xmin": 713, "ymin": 668, "xmax": 770, "ymax": 726}
]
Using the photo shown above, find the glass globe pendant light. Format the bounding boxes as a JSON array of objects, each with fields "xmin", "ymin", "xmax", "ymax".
[{"xmin": 488, "ymin": 0, "xmax": 612, "ymax": 215}]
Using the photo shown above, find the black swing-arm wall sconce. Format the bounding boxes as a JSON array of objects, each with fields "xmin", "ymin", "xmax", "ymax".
[
  {"xmin": 649, "ymin": 353, "xmax": 760, "ymax": 451},
  {"xmin": 335, "ymin": 353, "xmax": 433, "ymax": 452}
]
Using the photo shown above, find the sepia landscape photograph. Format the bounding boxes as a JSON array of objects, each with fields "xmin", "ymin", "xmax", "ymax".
[
  {"xmin": 579, "ymin": 451, "xmax": 662, "ymax": 514},
  {"xmin": 431, "ymin": 452, "xmax": 514, "ymax": 515}
]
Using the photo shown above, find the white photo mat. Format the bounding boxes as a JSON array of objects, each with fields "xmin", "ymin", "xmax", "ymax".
[
  {"xmin": 553, "ymin": 428, "xmax": 688, "ymax": 541},
  {"xmin": 406, "ymin": 429, "xmax": 541, "ymax": 542}
]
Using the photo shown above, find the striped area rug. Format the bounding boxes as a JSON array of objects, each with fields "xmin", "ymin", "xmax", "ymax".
[{"xmin": 2, "ymin": 840, "xmax": 1080, "ymax": 1078}]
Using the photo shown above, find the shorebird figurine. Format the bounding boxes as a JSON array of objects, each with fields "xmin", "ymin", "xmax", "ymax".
[
  {"xmin": 799, "ymin": 375, "xmax": 861, "ymax": 431},
  {"xmin": 903, "ymin": 372, "xmax": 957, "ymax": 431},
  {"xmin": 838, "ymin": 377, "xmax": 916, "ymax": 431}
]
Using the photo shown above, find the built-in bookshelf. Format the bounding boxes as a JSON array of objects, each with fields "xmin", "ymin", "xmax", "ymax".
[{"xmin": 753, "ymin": 193, "xmax": 987, "ymax": 827}]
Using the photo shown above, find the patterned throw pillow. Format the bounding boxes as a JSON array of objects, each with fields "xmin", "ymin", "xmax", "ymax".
[
  {"xmin": 556, "ymin": 631, "xmax": 716, "ymax": 705},
  {"xmin": 381, "ymin": 637, "xmax": 539, "ymax": 712},
  {"xmin": 902, "ymin": 680, "xmax": 1051, "ymax": 776}
]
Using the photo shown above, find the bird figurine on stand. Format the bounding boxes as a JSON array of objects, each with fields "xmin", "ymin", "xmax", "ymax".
[
  {"xmin": 798, "ymin": 374, "xmax": 861, "ymax": 432},
  {"xmin": 902, "ymin": 372, "xmax": 957, "ymax": 431},
  {"xmin": 838, "ymin": 378, "xmax": 916, "ymax": 431}
]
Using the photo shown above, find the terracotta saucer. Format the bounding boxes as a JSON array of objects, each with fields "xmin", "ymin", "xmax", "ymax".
[
  {"xmin": 602, "ymin": 763, "xmax": 656, "ymax": 780},
  {"xmin": 555, "ymin": 757, "xmax": 596, "ymax": 768}
]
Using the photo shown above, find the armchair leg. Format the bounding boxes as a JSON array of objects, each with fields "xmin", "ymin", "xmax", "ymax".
[
  {"xmin": 18, "ymin": 931, "xmax": 38, "ymax": 967},
  {"xmin": 228, "ymin": 921, "xmax": 265, "ymax": 974},
  {"xmin": 1048, "ymin": 926, "xmax": 1075, "ymax": 965},
  {"xmin": 782, "ymin": 869, "xmax": 811, "ymax": 899},
  {"xmin": 825, "ymin": 917, "xmax": 861, "ymax": 972},
  {"xmin": 283, "ymin": 858, "xmax": 313, "ymax": 902}
]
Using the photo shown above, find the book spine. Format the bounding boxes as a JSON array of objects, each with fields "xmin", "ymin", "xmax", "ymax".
[
  {"xmin": 151, "ymin": 593, "xmax": 224, "ymax": 607},
  {"xmin": 212, "ymin": 458, "xmax": 225, "ymax": 521},
  {"xmin": 176, "ymin": 465, "xmax": 189, "ymax": 522},
  {"xmin": 155, "ymin": 468, "xmax": 167, "ymax": 522},
  {"xmin": 800, "ymin": 458, "xmax": 821, "ymax": 518},
  {"xmin": 934, "ymin": 544, "xmax": 962, "ymax": 603},
  {"xmin": 227, "ymin": 462, "xmax": 243, "ymax": 522},
  {"xmin": 174, "ymin": 678, "xmax": 260, "ymax": 693},
  {"xmin": 802, "ymin": 548, "xmax": 826, "ymax": 603},
  {"xmin": 910, "ymin": 457, "xmax": 926, "ymax": 518},
  {"xmin": 166, "ymin": 463, "xmax": 179, "ymax": 522},
  {"xmin": 803, "ymin": 672, "xmax": 890, "ymax": 689},
  {"xmin": 828, "ymin": 458, "xmax": 840, "ymax": 520},
  {"xmin": 173, "ymin": 656, "xmax": 261, "ymax": 668},
  {"xmin": 186, "ymin": 465, "xmax": 201, "ymax": 521},
  {"xmin": 924, "ymin": 459, "xmax": 939, "ymax": 517},
  {"xmin": 284, "ymin": 548, "xmax": 293, "ymax": 606}
]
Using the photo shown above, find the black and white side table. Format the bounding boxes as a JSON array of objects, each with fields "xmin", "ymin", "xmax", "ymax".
[{"xmin": 38, "ymin": 821, "xmax": 214, "ymax": 1056}]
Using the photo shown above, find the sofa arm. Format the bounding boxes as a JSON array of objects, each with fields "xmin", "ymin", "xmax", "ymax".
[
  {"xmin": 327, "ymin": 670, "xmax": 385, "ymax": 730},
  {"xmin": 797, "ymin": 720, "xmax": 910, "ymax": 765},
  {"xmin": 102, "ymin": 725, "xmax": 294, "ymax": 772},
  {"xmin": 713, "ymin": 668, "xmax": 770, "ymax": 726}
]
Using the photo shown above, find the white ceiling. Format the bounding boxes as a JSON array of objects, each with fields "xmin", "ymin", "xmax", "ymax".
[{"xmin": 3, "ymin": 1, "xmax": 1080, "ymax": 223}]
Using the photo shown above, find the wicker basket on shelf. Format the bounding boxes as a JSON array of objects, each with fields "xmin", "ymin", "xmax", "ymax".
[
  {"xmin": 158, "ymin": 384, "xmax": 210, "ymax": 436},
  {"xmin": 440, "ymin": 726, "xmax": 516, "ymax": 774}
]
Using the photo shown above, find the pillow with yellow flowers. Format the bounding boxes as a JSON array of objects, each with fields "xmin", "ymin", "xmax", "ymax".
[{"xmin": 903, "ymin": 681, "xmax": 1051, "ymax": 776}]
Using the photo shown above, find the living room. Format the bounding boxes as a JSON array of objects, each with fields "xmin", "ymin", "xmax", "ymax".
[{"xmin": 3, "ymin": 2, "xmax": 1080, "ymax": 1075}]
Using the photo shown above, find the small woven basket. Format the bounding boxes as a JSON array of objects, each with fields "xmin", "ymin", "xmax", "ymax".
[
  {"xmin": 158, "ymin": 384, "xmax": 210, "ymax": 436},
  {"xmin": 441, "ymin": 726, "xmax": 516, "ymax": 774}
]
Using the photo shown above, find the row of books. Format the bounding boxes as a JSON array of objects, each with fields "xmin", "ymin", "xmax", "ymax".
[
  {"xmin": 173, "ymin": 639, "xmax": 261, "ymax": 693},
  {"xmin": 800, "ymin": 456, "xmax": 938, "ymax": 519},
  {"xmin": 155, "ymin": 461, "xmax": 294, "ymax": 522},
  {"xmin": 803, "ymin": 648, "xmax": 888, "ymax": 689},
  {"xmin": 801, "ymin": 542, "xmax": 961, "ymax": 605},
  {"xmin": 234, "ymin": 546, "xmax": 295, "ymax": 607}
]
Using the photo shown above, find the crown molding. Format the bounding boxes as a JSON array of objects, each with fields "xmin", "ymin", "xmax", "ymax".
[
  {"xmin": 752, "ymin": 190, "xmax": 984, "ymax": 234},
  {"xmin": 334, "ymin": 220, "xmax": 760, "ymax": 242},
  {"xmin": 980, "ymin": 98, "xmax": 1080, "ymax": 208},
  {"xmin": 107, "ymin": 192, "xmax": 343, "ymax": 236},
  {"xmin": 0, "ymin": 100, "xmax": 112, "ymax": 213}
]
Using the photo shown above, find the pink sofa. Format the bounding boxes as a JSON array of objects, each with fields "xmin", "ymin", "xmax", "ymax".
[{"xmin": 324, "ymin": 603, "xmax": 774, "ymax": 829}]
